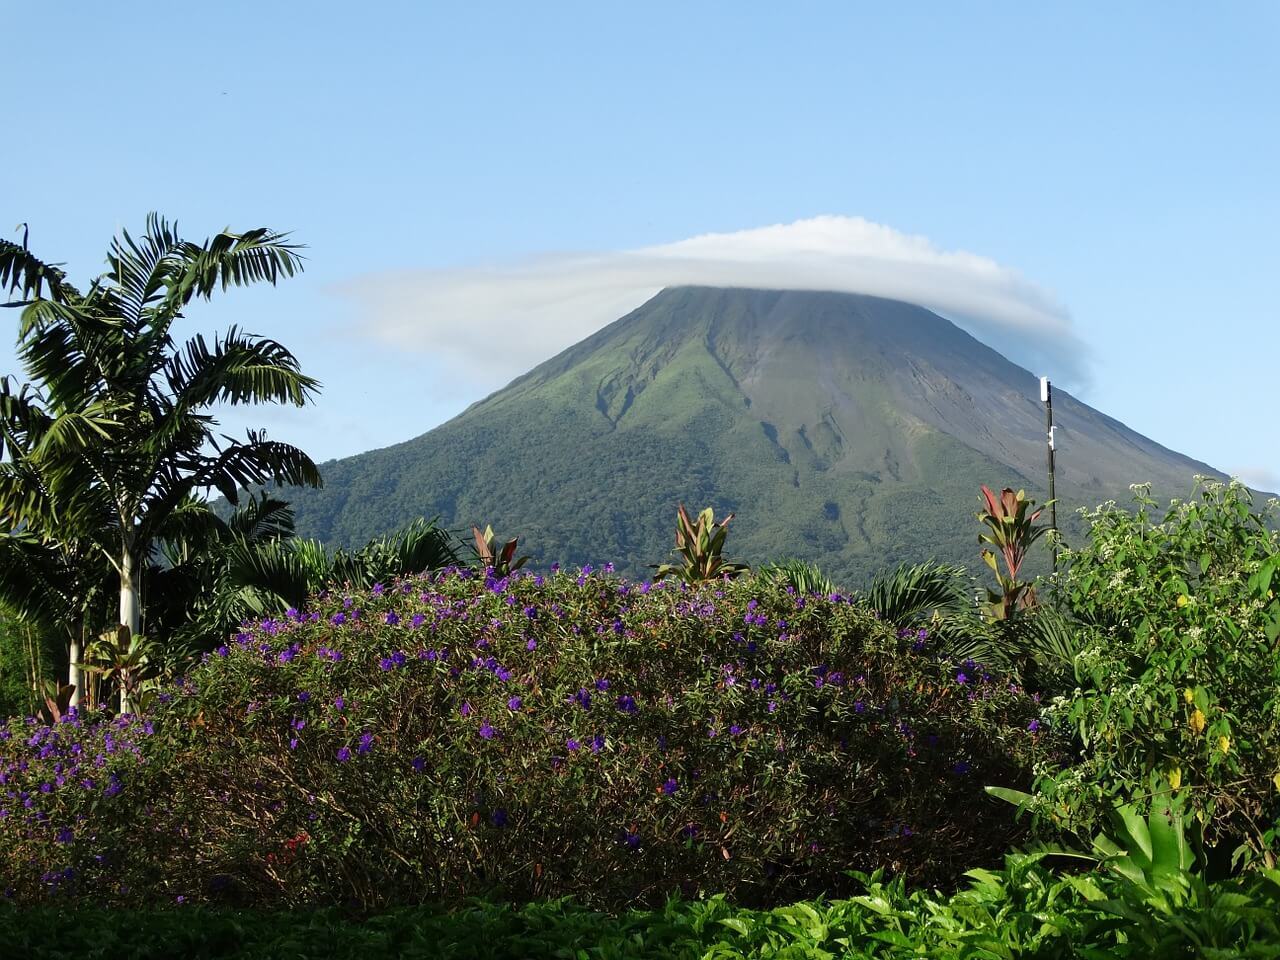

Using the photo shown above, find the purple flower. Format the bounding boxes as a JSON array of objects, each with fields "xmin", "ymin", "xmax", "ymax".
[
  {"xmin": 507, "ymin": 696, "xmax": 523, "ymax": 712},
  {"xmin": 662, "ymin": 778, "xmax": 679, "ymax": 796},
  {"xmin": 330, "ymin": 612, "xmax": 347, "ymax": 626},
  {"xmin": 589, "ymin": 734, "xmax": 605, "ymax": 754},
  {"xmin": 479, "ymin": 721, "xmax": 496, "ymax": 740},
  {"xmin": 460, "ymin": 701, "xmax": 473, "ymax": 718},
  {"xmin": 411, "ymin": 613, "xmax": 427, "ymax": 629},
  {"xmin": 384, "ymin": 611, "xmax": 400, "ymax": 626},
  {"xmin": 55, "ymin": 827, "xmax": 74, "ymax": 844},
  {"xmin": 566, "ymin": 738, "xmax": 581, "ymax": 752},
  {"xmin": 952, "ymin": 760, "xmax": 971, "ymax": 776},
  {"xmin": 572, "ymin": 689, "xmax": 592, "ymax": 711},
  {"xmin": 956, "ymin": 672, "xmax": 968, "ymax": 685},
  {"xmin": 357, "ymin": 732, "xmax": 374, "ymax": 755},
  {"xmin": 297, "ymin": 691, "xmax": 311, "ymax": 703},
  {"xmin": 526, "ymin": 638, "xmax": 537, "ymax": 651},
  {"xmin": 595, "ymin": 678, "xmax": 611, "ymax": 692},
  {"xmin": 337, "ymin": 747, "xmax": 351, "ymax": 763},
  {"xmin": 491, "ymin": 808, "xmax": 508, "ymax": 827},
  {"xmin": 372, "ymin": 583, "xmax": 385, "ymax": 596},
  {"xmin": 412, "ymin": 757, "xmax": 427, "ymax": 772},
  {"xmin": 729, "ymin": 724, "xmax": 743, "ymax": 737},
  {"xmin": 615, "ymin": 695, "xmax": 638, "ymax": 715},
  {"xmin": 1027, "ymin": 719, "xmax": 1041, "ymax": 733},
  {"xmin": 622, "ymin": 829, "xmax": 640, "ymax": 849},
  {"xmin": 334, "ymin": 696, "xmax": 346, "ymax": 711}
]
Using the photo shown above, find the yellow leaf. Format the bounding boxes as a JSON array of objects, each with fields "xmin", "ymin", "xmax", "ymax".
[
  {"xmin": 1190, "ymin": 709, "xmax": 1206, "ymax": 734},
  {"xmin": 1183, "ymin": 688, "xmax": 1195, "ymax": 704},
  {"xmin": 1273, "ymin": 772, "xmax": 1280, "ymax": 792},
  {"xmin": 1176, "ymin": 594, "xmax": 1190, "ymax": 608},
  {"xmin": 1168, "ymin": 767, "xmax": 1182, "ymax": 790},
  {"xmin": 1218, "ymin": 735, "xmax": 1231, "ymax": 755}
]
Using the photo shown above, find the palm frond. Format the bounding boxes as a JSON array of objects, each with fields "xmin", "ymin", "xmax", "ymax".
[
  {"xmin": 145, "ymin": 430, "xmax": 320, "ymax": 527},
  {"xmin": 350, "ymin": 517, "xmax": 459, "ymax": 586},
  {"xmin": 29, "ymin": 400, "xmax": 121, "ymax": 459},
  {"xmin": 864, "ymin": 560, "xmax": 972, "ymax": 628},
  {"xmin": 0, "ymin": 237, "xmax": 72, "ymax": 303},
  {"xmin": 17, "ymin": 298, "xmax": 122, "ymax": 411},
  {"xmin": 105, "ymin": 214, "xmax": 184, "ymax": 334},
  {"xmin": 163, "ymin": 326, "xmax": 320, "ymax": 409},
  {"xmin": 758, "ymin": 558, "xmax": 838, "ymax": 596},
  {"xmin": 1011, "ymin": 605, "xmax": 1089, "ymax": 668},
  {"xmin": 227, "ymin": 491, "xmax": 296, "ymax": 543},
  {"xmin": 224, "ymin": 538, "xmax": 330, "ymax": 611},
  {"xmin": 0, "ymin": 534, "xmax": 77, "ymax": 625},
  {"xmin": 164, "ymin": 225, "xmax": 305, "ymax": 313}
]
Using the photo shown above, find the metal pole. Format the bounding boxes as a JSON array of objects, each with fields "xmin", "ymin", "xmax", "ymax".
[{"xmin": 1040, "ymin": 376, "xmax": 1059, "ymax": 567}]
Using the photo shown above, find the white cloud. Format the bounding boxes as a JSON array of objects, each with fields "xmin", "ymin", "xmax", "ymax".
[
  {"xmin": 336, "ymin": 215, "xmax": 1089, "ymax": 388},
  {"xmin": 1233, "ymin": 466, "xmax": 1280, "ymax": 494}
]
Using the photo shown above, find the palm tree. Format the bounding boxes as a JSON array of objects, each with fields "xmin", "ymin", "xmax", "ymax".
[
  {"xmin": 0, "ymin": 377, "xmax": 118, "ymax": 705},
  {"xmin": 0, "ymin": 215, "xmax": 322, "ymax": 710}
]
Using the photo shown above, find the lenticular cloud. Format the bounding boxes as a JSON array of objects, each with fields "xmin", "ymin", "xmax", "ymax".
[{"xmin": 341, "ymin": 215, "xmax": 1088, "ymax": 387}]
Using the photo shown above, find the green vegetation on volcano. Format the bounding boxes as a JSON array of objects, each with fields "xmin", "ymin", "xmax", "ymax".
[{"xmin": 281, "ymin": 287, "xmax": 1222, "ymax": 585}]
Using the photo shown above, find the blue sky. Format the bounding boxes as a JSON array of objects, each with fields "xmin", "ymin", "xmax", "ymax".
[{"xmin": 5, "ymin": 2, "xmax": 1278, "ymax": 491}]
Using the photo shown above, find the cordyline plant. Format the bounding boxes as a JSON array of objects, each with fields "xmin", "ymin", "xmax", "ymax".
[
  {"xmin": 977, "ymin": 486, "xmax": 1049, "ymax": 620},
  {"xmin": 472, "ymin": 525, "xmax": 527, "ymax": 577},
  {"xmin": 653, "ymin": 504, "xmax": 750, "ymax": 584},
  {"xmin": 80, "ymin": 625, "xmax": 168, "ymax": 715}
]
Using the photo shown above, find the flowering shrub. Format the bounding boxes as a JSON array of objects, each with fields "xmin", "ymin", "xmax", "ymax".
[
  {"xmin": 1034, "ymin": 480, "xmax": 1280, "ymax": 865},
  {"xmin": 2, "ymin": 567, "xmax": 1054, "ymax": 907},
  {"xmin": 0, "ymin": 710, "xmax": 191, "ymax": 900}
]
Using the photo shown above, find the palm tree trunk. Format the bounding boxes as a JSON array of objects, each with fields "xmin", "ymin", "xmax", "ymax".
[
  {"xmin": 118, "ymin": 544, "xmax": 139, "ymax": 714},
  {"xmin": 67, "ymin": 628, "xmax": 82, "ymax": 709}
]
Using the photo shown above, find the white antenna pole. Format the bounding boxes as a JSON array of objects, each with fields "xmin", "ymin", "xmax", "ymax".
[{"xmin": 1040, "ymin": 377, "xmax": 1059, "ymax": 566}]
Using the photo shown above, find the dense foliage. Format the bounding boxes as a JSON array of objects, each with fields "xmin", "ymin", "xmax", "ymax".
[
  {"xmin": 0, "ymin": 569, "xmax": 1052, "ymax": 908},
  {"xmin": 6, "ymin": 857, "xmax": 1280, "ymax": 959},
  {"xmin": 1032, "ymin": 480, "xmax": 1280, "ymax": 866}
]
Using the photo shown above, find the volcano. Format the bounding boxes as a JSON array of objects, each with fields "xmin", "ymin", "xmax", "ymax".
[{"xmin": 283, "ymin": 287, "xmax": 1226, "ymax": 584}]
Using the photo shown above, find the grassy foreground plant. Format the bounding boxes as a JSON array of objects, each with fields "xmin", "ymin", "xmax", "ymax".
[{"xmin": 5, "ymin": 858, "xmax": 1280, "ymax": 958}]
